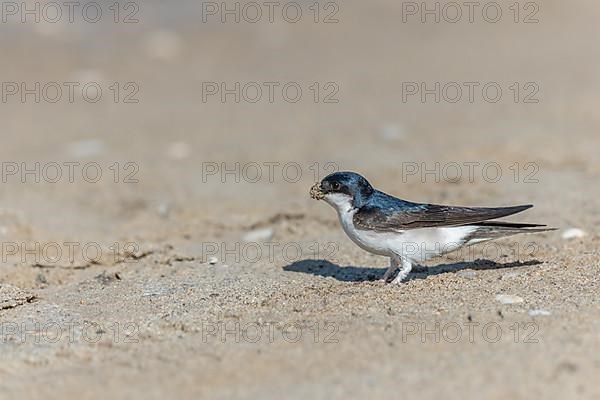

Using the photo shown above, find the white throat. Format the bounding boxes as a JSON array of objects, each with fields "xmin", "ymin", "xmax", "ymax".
[
  {"xmin": 323, "ymin": 192, "xmax": 369, "ymax": 252},
  {"xmin": 323, "ymin": 193, "xmax": 354, "ymax": 214}
]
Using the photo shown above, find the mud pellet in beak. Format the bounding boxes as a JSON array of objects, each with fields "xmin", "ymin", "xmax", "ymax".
[{"xmin": 310, "ymin": 182, "xmax": 325, "ymax": 200}]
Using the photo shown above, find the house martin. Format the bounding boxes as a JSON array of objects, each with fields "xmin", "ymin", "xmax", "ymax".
[{"xmin": 310, "ymin": 171, "xmax": 553, "ymax": 284}]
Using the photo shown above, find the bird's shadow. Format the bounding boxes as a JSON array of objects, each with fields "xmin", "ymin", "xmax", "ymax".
[{"xmin": 283, "ymin": 258, "xmax": 542, "ymax": 282}]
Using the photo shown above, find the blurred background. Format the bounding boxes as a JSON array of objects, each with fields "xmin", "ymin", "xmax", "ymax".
[
  {"xmin": 0, "ymin": 0, "xmax": 599, "ymax": 398},
  {"xmin": 1, "ymin": 0, "xmax": 598, "ymax": 241}
]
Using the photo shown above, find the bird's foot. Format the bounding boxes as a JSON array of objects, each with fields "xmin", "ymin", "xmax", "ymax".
[
  {"xmin": 381, "ymin": 266, "xmax": 397, "ymax": 283},
  {"xmin": 390, "ymin": 259, "xmax": 413, "ymax": 285},
  {"xmin": 391, "ymin": 271, "xmax": 410, "ymax": 284}
]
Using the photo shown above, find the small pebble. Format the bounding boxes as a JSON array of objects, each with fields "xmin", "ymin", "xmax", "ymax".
[
  {"xmin": 157, "ymin": 203, "xmax": 171, "ymax": 218},
  {"xmin": 528, "ymin": 309, "xmax": 552, "ymax": 317},
  {"xmin": 243, "ymin": 228, "xmax": 274, "ymax": 242},
  {"xmin": 208, "ymin": 257, "xmax": 218, "ymax": 265},
  {"xmin": 36, "ymin": 273, "xmax": 48, "ymax": 284},
  {"xmin": 562, "ymin": 228, "xmax": 586, "ymax": 240},
  {"xmin": 495, "ymin": 294, "xmax": 524, "ymax": 305}
]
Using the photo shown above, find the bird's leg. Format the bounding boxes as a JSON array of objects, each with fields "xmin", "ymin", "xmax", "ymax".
[
  {"xmin": 391, "ymin": 258, "xmax": 413, "ymax": 284},
  {"xmin": 382, "ymin": 256, "xmax": 400, "ymax": 282}
]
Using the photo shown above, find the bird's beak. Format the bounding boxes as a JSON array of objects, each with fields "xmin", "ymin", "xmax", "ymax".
[{"xmin": 310, "ymin": 182, "xmax": 325, "ymax": 200}]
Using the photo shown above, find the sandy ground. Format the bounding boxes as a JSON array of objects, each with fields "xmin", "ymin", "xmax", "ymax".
[{"xmin": 0, "ymin": 0, "xmax": 599, "ymax": 398}]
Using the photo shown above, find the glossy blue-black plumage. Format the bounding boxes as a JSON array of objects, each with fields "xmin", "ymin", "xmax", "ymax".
[{"xmin": 320, "ymin": 171, "xmax": 537, "ymax": 231}]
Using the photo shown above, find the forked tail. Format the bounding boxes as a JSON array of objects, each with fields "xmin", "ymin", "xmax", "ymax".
[{"xmin": 464, "ymin": 221, "xmax": 556, "ymax": 245}]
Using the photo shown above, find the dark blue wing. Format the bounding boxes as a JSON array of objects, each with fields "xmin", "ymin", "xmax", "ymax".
[{"xmin": 353, "ymin": 191, "xmax": 533, "ymax": 232}]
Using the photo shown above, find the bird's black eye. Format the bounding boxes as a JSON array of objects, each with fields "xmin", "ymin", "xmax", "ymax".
[{"xmin": 331, "ymin": 182, "xmax": 341, "ymax": 190}]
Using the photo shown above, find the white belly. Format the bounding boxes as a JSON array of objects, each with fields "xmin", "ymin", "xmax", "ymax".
[{"xmin": 337, "ymin": 208, "xmax": 476, "ymax": 262}]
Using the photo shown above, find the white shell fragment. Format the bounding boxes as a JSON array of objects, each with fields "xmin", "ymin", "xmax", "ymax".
[
  {"xmin": 243, "ymin": 228, "xmax": 274, "ymax": 242},
  {"xmin": 495, "ymin": 294, "xmax": 524, "ymax": 305},
  {"xmin": 561, "ymin": 228, "xmax": 586, "ymax": 240},
  {"xmin": 528, "ymin": 309, "xmax": 552, "ymax": 316}
]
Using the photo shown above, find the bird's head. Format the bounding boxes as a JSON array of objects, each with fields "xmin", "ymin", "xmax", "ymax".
[{"xmin": 310, "ymin": 171, "xmax": 374, "ymax": 211}]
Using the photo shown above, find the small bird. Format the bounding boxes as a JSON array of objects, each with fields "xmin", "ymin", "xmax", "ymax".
[{"xmin": 310, "ymin": 171, "xmax": 553, "ymax": 284}]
